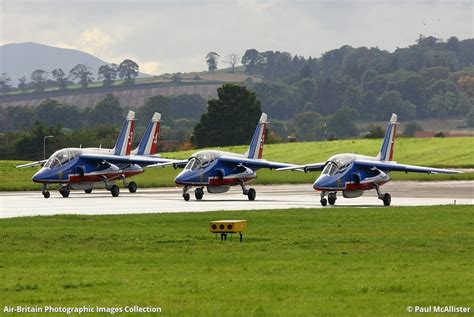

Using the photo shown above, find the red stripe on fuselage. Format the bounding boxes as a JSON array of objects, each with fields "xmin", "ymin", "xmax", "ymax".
[
  {"xmin": 314, "ymin": 180, "xmax": 389, "ymax": 191},
  {"xmin": 68, "ymin": 170, "xmax": 142, "ymax": 183},
  {"xmin": 208, "ymin": 176, "xmax": 255, "ymax": 186}
]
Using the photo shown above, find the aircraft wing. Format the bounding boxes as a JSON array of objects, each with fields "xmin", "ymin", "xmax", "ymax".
[
  {"xmin": 276, "ymin": 162, "xmax": 326, "ymax": 172},
  {"xmin": 218, "ymin": 155, "xmax": 295, "ymax": 170},
  {"xmin": 79, "ymin": 153, "xmax": 182, "ymax": 166},
  {"xmin": 147, "ymin": 159, "xmax": 188, "ymax": 169},
  {"xmin": 353, "ymin": 159, "xmax": 461, "ymax": 174},
  {"xmin": 16, "ymin": 159, "xmax": 48, "ymax": 168}
]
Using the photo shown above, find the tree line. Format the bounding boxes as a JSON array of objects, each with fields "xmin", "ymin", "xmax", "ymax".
[
  {"xmin": 205, "ymin": 35, "xmax": 474, "ymax": 126},
  {"xmin": 0, "ymin": 59, "xmax": 140, "ymax": 94}
]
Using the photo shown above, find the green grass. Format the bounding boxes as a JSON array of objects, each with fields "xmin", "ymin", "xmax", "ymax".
[
  {"xmin": 0, "ymin": 206, "xmax": 472, "ymax": 316},
  {"xmin": 3, "ymin": 137, "xmax": 473, "ymax": 191}
]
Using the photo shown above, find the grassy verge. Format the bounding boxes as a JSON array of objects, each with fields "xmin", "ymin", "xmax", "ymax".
[
  {"xmin": 3, "ymin": 137, "xmax": 473, "ymax": 191},
  {"xmin": 0, "ymin": 206, "xmax": 472, "ymax": 316}
]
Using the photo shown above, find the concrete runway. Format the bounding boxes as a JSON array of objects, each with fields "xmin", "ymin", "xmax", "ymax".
[{"xmin": 0, "ymin": 181, "xmax": 472, "ymax": 219}]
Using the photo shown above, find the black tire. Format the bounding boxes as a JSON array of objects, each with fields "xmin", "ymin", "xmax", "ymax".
[
  {"xmin": 195, "ymin": 188, "xmax": 204, "ymax": 200},
  {"xmin": 247, "ymin": 188, "xmax": 256, "ymax": 201},
  {"xmin": 84, "ymin": 188, "xmax": 92, "ymax": 194},
  {"xmin": 43, "ymin": 191, "xmax": 50, "ymax": 199},
  {"xmin": 383, "ymin": 193, "xmax": 391, "ymax": 206},
  {"xmin": 183, "ymin": 193, "xmax": 190, "ymax": 201},
  {"xmin": 320, "ymin": 198, "xmax": 327, "ymax": 206},
  {"xmin": 328, "ymin": 195, "xmax": 336, "ymax": 205},
  {"xmin": 128, "ymin": 181, "xmax": 138, "ymax": 193},
  {"xmin": 110, "ymin": 185, "xmax": 120, "ymax": 197},
  {"xmin": 60, "ymin": 187, "xmax": 70, "ymax": 198}
]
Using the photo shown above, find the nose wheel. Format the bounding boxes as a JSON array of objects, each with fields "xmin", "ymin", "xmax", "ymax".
[
  {"xmin": 42, "ymin": 184, "xmax": 50, "ymax": 198},
  {"xmin": 183, "ymin": 186, "xmax": 190, "ymax": 201}
]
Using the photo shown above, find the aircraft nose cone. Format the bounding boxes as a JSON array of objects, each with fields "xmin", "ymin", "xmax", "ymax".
[
  {"xmin": 32, "ymin": 168, "xmax": 48, "ymax": 183},
  {"xmin": 313, "ymin": 175, "xmax": 331, "ymax": 190},
  {"xmin": 175, "ymin": 170, "xmax": 191, "ymax": 185}
]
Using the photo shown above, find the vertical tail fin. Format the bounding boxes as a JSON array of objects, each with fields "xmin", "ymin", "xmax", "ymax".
[
  {"xmin": 376, "ymin": 113, "xmax": 398, "ymax": 161},
  {"xmin": 134, "ymin": 112, "xmax": 161, "ymax": 155},
  {"xmin": 244, "ymin": 113, "xmax": 268, "ymax": 159},
  {"xmin": 113, "ymin": 110, "xmax": 135, "ymax": 156}
]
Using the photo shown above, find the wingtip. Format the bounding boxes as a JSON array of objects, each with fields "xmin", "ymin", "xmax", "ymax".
[{"xmin": 260, "ymin": 113, "xmax": 268, "ymax": 123}]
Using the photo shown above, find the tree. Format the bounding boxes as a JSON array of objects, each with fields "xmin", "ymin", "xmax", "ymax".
[
  {"xmin": 466, "ymin": 107, "xmax": 474, "ymax": 127},
  {"xmin": 376, "ymin": 90, "xmax": 404, "ymax": 120},
  {"xmin": 457, "ymin": 75, "xmax": 474, "ymax": 98},
  {"xmin": 171, "ymin": 72, "xmax": 182, "ymax": 83},
  {"xmin": 326, "ymin": 107, "xmax": 359, "ymax": 139},
  {"xmin": 290, "ymin": 112, "xmax": 325, "ymax": 141},
  {"xmin": 138, "ymin": 95, "xmax": 171, "ymax": 127},
  {"xmin": 428, "ymin": 92, "xmax": 458, "ymax": 119},
  {"xmin": 69, "ymin": 64, "xmax": 93, "ymax": 88},
  {"xmin": 299, "ymin": 65, "xmax": 312, "ymax": 80},
  {"xmin": 118, "ymin": 59, "xmax": 139, "ymax": 85},
  {"xmin": 404, "ymin": 121, "xmax": 423, "ymax": 137},
  {"xmin": 342, "ymin": 85, "xmax": 362, "ymax": 112},
  {"xmin": 241, "ymin": 49, "xmax": 264, "ymax": 74},
  {"xmin": 192, "ymin": 84, "xmax": 262, "ymax": 147},
  {"xmin": 30, "ymin": 69, "xmax": 48, "ymax": 92},
  {"xmin": 52, "ymin": 69, "xmax": 68, "ymax": 90},
  {"xmin": 206, "ymin": 52, "xmax": 219, "ymax": 73},
  {"xmin": 224, "ymin": 53, "xmax": 240, "ymax": 73},
  {"xmin": 98, "ymin": 64, "xmax": 117, "ymax": 87},
  {"xmin": 0, "ymin": 73, "xmax": 12, "ymax": 94},
  {"xmin": 18, "ymin": 76, "xmax": 27, "ymax": 93},
  {"xmin": 87, "ymin": 94, "xmax": 125, "ymax": 126}
]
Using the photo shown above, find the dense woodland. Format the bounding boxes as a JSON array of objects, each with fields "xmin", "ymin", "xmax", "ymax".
[{"xmin": 1, "ymin": 35, "xmax": 474, "ymax": 159}]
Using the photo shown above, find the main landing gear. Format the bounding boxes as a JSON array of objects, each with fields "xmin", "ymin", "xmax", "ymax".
[
  {"xmin": 123, "ymin": 179, "xmax": 138, "ymax": 193},
  {"xmin": 195, "ymin": 187, "xmax": 204, "ymax": 200},
  {"xmin": 320, "ymin": 192, "xmax": 337, "ymax": 206},
  {"xmin": 239, "ymin": 181, "xmax": 256, "ymax": 201},
  {"xmin": 59, "ymin": 185, "xmax": 70, "ymax": 198},
  {"xmin": 375, "ymin": 184, "xmax": 391, "ymax": 206}
]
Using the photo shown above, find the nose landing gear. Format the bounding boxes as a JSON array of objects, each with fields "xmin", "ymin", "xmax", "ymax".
[
  {"xmin": 239, "ymin": 180, "xmax": 256, "ymax": 201},
  {"xmin": 375, "ymin": 184, "xmax": 391, "ymax": 206}
]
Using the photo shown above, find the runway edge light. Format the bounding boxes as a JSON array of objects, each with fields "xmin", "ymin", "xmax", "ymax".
[{"xmin": 210, "ymin": 220, "xmax": 247, "ymax": 242}]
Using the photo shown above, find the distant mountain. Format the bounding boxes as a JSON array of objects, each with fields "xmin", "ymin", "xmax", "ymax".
[{"xmin": 0, "ymin": 42, "xmax": 148, "ymax": 84}]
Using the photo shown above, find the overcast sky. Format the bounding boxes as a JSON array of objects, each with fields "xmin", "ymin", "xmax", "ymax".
[{"xmin": 0, "ymin": 0, "xmax": 472, "ymax": 75}]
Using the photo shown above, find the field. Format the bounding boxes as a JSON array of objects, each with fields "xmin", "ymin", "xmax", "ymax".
[
  {"xmin": 2, "ymin": 137, "xmax": 473, "ymax": 191},
  {"xmin": 0, "ymin": 206, "xmax": 472, "ymax": 316}
]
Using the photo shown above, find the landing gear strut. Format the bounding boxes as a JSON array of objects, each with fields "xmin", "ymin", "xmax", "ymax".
[
  {"xmin": 239, "ymin": 180, "xmax": 256, "ymax": 201},
  {"xmin": 375, "ymin": 184, "xmax": 391, "ymax": 206},
  {"xmin": 183, "ymin": 186, "xmax": 190, "ymax": 201},
  {"xmin": 42, "ymin": 184, "xmax": 50, "ymax": 199},
  {"xmin": 195, "ymin": 187, "xmax": 204, "ymax": 200}
]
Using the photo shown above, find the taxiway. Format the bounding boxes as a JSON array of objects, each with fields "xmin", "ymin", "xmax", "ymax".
[{"xmin": 0, "ymin": 181, "xmax": 472, "ymax": 218}]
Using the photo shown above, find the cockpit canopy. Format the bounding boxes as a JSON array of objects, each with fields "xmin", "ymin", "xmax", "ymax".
[
  {"xmin": 184, "ymin": 150, "xmax": 220, "ymax": 171},
  {"xmin": 44, "ymin": 148, "xmax": 81, "ymax": 169},
  {"xmin": 322, "ymin": 154, "xmax": 356, "ymax": 176}
]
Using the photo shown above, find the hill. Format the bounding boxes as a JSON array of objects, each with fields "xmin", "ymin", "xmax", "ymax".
[{"xmin": 0, "ymin": 42, "xmax": 149, "ymax": 84}]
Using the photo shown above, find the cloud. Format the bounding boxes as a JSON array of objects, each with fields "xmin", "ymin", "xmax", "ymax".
[{"xmin": 1, "ymin": 0, "xmax": 472, "ymax": 74}]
